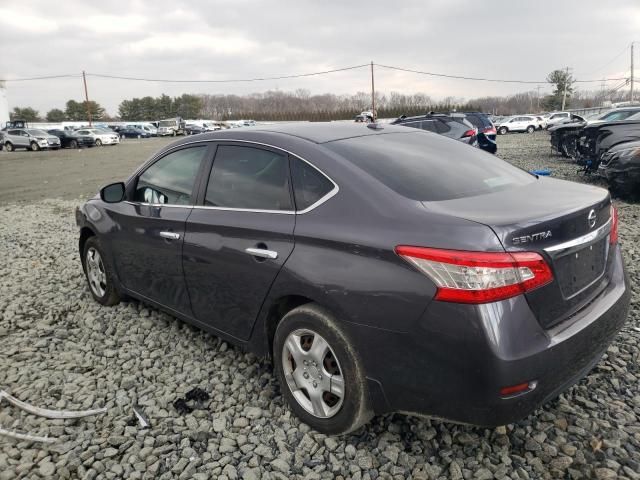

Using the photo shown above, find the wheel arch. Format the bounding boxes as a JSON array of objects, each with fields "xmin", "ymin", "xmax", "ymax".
[{"xmin": 79, "ymin": 226, "xmax": 96, "ymax": 260}]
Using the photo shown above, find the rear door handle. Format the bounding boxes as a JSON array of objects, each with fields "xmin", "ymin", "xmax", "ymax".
[
  {"xmin": 159, "ymin": 231, "xmax": 180, "ymax": 240},
  {"xmin": 245, "ymin": 247, "xmax": 278, "ymax": 260}
]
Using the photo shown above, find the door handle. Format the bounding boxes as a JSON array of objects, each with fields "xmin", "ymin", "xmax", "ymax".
[
  {"xmin": 245, "ymin": 247, "xmax": 278, "ymax": 260},
  {"xmin": 159, "ymin": 231, "xmax": 180, "ymax": 240}
]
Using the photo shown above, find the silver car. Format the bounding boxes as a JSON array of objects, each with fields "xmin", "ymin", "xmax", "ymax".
[{"xmin": 1, "ymin": 128, "xmax": 61, "ymax": 151}]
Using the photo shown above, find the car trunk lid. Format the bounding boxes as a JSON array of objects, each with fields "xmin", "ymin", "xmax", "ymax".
[{"xmin": 423, "ymin": 177, "xmax": 612, "ymax": 328}]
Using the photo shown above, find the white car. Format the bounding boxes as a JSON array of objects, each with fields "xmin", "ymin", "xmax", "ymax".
[
  {"xmin": 535, "ymin": 116, "xmax": 547, "ymax": 130},
  {"xmin": 495, "ymin": 116, "xmax": 539, "ymax": 134},
  {"xmin": 544, "ymin": 112, "xmax": 572, "ymax": 128},
  {"xmin": 75, "ymin": 128, "xmax": 120, "ymax": 146}
]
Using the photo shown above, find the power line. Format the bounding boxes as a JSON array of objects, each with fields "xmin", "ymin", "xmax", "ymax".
[
  {"xmin": 376, "ymin": 63, "xmax": 628, "ymax": 84},
  {"xmin": 1, "ymin": 74, "xmax": 81, "ymax": 82},
  {"xmin": 578, "ymin": 44, "xmax": 630, "ymax": 76},
  {"xmin": 85, "ymin": 64, "xmax": 370, "ymax": 83}
]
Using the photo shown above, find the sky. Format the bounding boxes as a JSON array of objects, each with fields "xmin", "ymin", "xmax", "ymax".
[{"xmin": 1, "ymin": 0, "xmax": 639, "ymax": 116}]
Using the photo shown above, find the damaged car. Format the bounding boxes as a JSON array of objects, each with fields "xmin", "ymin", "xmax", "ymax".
[
  {"xmin": 76, "ymin": 123, "xmax": 629, "ymax": 434},
  {"xmin": 550, "ymin": 108, "xmax": 640, "ymax": 159},
  {"xmin": 576, "ymin": 114, "xmax": 640, "ymax": 173},
  {"xmin": 598, "ymin": 140, "xmax": 640, "ymax": 197}
]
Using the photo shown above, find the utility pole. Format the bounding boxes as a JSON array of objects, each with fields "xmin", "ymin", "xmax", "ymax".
[
  {"xmin": 631, "ymin": 42, "xmax": 635, "ymax": 102},
  {"xmin": 536, "ymin": 85, "xmax": 541, "ymax": 111},
  {"xmin": 370, "ymin": 61, "xmax": 376, "ymax": 122},
  {"xmin": 561, "ymin": 67, "xmax": 570, "ymax": 111},
  {"xmin": 82, "ymin": 71, "xmax": 92, "ymax": 126}
]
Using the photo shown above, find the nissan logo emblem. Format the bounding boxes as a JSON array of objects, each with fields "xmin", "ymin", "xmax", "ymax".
[{"xmin": 587, "ymin": 209, "xmax": 597, "ymax": 229}]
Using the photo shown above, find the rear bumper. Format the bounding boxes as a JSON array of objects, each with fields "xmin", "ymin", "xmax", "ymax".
[{"xmin": 352, "ymin": 245, "xmax": 630, "ymax": 426}]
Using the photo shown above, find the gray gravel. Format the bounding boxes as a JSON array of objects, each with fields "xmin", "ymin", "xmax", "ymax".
[{"xmin": 1, "ymin": 132, "xmax": 639, "ymax": 479}]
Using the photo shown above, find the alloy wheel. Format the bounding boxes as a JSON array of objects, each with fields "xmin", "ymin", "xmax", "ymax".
[
  {"xmin": 86, "ymin": 247, "xmax": 107, "ymax": 298},
  {"xmin": 281, "ymin": 328, "xmax": 345, "ymax": 418}
]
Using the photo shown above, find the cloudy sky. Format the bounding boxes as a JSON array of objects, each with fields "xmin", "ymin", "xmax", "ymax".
[{"xmin": 1, "ymin": 0, "xmax": 639, "ymax": 116}]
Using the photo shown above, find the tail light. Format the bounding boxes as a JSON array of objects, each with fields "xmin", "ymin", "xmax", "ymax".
[
  {"xmin": 395, "ymin": 246, "xmax": 553, "ymax": 304},
  {"xmin": 610, "ymin": 205, "xmax": 618, "ymax": 244},
  {"xmin": 462, "ymin": 129, "xmax": 477, "ymax": 138},
  {"xmin": 483, "ymin": 126, "xmax": 497, "ymax": 135}
]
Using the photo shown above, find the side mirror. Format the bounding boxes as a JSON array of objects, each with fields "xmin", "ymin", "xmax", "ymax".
[{"xmin": 100, "ymin": 182, "xmax": 126, "ymax": 203}]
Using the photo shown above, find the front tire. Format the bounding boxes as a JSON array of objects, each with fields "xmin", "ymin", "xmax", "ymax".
[
  {"xmin": 526, "ymin": 125, "xmax": 535, "ymax": 133},
  {"xmin": 5, "ymin": 142, "xmax": 14, "ymax": 152},
  {"xmin": 95, "ymin": 139, "xmax": 103, "ymax": 146},
  {"xmin": 82, "ymin": 236, "xmax": 120, "ymax": 306},
  {"xmin": 69, "ymin": 140, "xmax": 78, "ymax": 149},
  {"xmin": 498, "ymin": 126, "xmax": 508, "ymax": 135},
  {"xmin": 273, "ymin": 304, "xmax": 372, "ymax": 435},
  {"xmin": 30, "ymin": 142, "xmax": 40, "ymax": 151}
]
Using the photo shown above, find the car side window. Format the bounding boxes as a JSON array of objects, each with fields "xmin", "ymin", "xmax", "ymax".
[
  {"xmin": 205, "ymin": 145, "xmax": 292, "ymax": 211},
  {"xmin": 435, "ymin": 120, "xmax": 451, "ymax": 133},
  {"xmin": 134, "ymin": 146, "xmax": 206, "ymax": 205},
  {"xmin": 291, "ymin": 157, "xmax": 334, "ymax": 211}
]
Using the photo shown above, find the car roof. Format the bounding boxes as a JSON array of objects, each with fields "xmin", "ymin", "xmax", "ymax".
[{"xmin": 167, "ymin": 122, "xmax": 415, "ymax": 145}]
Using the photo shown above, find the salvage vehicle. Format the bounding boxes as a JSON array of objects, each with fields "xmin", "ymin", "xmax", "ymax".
[
  {"xmin": 454, "ymin": 111, "xmax": 497, "ymax": 153},
  {"xmin": 118, "ymin": 126, "xmax": 152, "ymax": 139},
  {"xmin": 74, "ymin": 128, "xmax": 120, "ymax": 146},
  {"xmin": 76, "ymin": 123, "xmax": 629, "ymax": 434},
  {"xmin": 1, "ymin": 128, "xmax": 61, "ymax": 151},
  {"xmin": 550, "ymin": 108, "xmax": 640, "ymax": 159},
  {"xmin": 544, "ymin": 111, "xmax": 572, "ymax": 129},
  {"xmin": 157, "ymin": 117, "xmax": 187, "ymax": 136},
  {"xmin": 495, "ymin": 115, "xmax": 538, "ymax": 134},
  {"xmin": 47, "ymin": 129, "xmax": 95, "ymax": 149},
  {"xmin": 598, "ymin": 140, "xmax": 640, "ymax": 197},
  {"xmin": 577, "ymin": 117, "xmax": 640, "ymax": 173},
  {"xmin": 391, "ymin": 113, "xmax": 478, "ymax": 146}
]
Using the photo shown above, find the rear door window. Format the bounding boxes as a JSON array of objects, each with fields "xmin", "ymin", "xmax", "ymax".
[
  {"xmin": 291, "ymin": 157, "xmax": 335, "ymax": 211},
  {"xmin": 134, "ymin": 146, "xmax": 206, "ymax": 205},
  {"xmin": 205, "ymin": 145, "xmax": 293, "ymax": 211},
  {"xmin": 435, "ymin": 120, "xmax": 451, "ymax": 133},
  {"xmin": 326, "ymin": 133, "xmax": 534, "ymax": 201}
]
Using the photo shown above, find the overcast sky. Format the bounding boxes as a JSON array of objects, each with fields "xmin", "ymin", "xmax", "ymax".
[{"xmin": 1, "ymin": 0, "xmax": 639, "ymax": 116}]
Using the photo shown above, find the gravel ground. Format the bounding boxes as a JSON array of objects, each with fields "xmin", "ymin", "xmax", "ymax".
[{"xmin": 0, "ymin": 132, "xmax": 639, "ymax": 480}]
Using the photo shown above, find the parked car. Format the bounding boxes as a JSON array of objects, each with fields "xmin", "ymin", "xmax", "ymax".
[
  {"xmin": 355, "ymin": 111, "xmax": 374, "ymax": 123},
  {"xmin": 75, "ymin": 123, "xmax": 629, "ymax": 434},
  {"xmin": 391, "ymin": 113, "xmax": 478, "ymax": 145},
  {"xmin": 185, "ymin": 124, "xmax": 207, "ymax": 135},
  {"xmin": 1, "ymin": 128, "xmax": 61, "ymax": 151},
  {"xmin": 544, "ymin": 112, "xmax": 572, "ymax": 128},
  {"xmin": 47, "ymin": 129, "xmax": 95, "ymax": 149},
  {"xmin": 118, "ymin": 127, "xmax": 152, "ymax": 139},
  {"xmin": 495, "ymin": 115, "xmax": 539, "ymax": 134},
  {"xmin": 549, "ymin": 109, "xmax": 640, "ymax": 158},
  {"xmin": 124, "ymin": 124, "xmax": 157, "ymax": 136},
  {"xmin": 157, "ymin": 117, "xmax": 186, "ymax": 136},
  {"xmin": 455, "ymin": 111, "xmax": 497, "ymax": 153},
  {"xmin": 598, "ymin": 140, "xmax": 640, "ymax": 197},
  {"xmin": 576, "ymin": 117, "xmax": 640, "ymax": 172},
  {"xmin": 74, "ymin": 128, "xmax": 120, "ymax": 146}
]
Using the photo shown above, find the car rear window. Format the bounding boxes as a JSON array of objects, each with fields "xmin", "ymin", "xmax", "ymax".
[{"xmin": 326, "ymin": 132, "xmax": 535, "ymax": 201}]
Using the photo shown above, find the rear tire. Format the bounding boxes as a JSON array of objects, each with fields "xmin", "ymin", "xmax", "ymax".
[
  {"xmin": 30, "ymin": 142, "xmax": 40, "ymax": 151},
  {"xmin": 82, "ymin": 236, "xmax": 120, "ymax": 306},
  {"xmin": 526, "ymin": 125, "xmax": 535, "ymax": 133},
  {"xmin": 498, "ymin": 126, "xmax": 508, "ymax": 135},
  {"xmin": 273, "ymin": 304, "xmax": 372, "ymax": 435},
  {"xmin": 5, "ymin": 142, "xmax": 14, "ymax": 152}
]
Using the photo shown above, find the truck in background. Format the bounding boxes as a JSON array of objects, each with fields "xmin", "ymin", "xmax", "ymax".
[{"xmin": 157, "ymin": 117, "xmax": 186, "ymax": 136}]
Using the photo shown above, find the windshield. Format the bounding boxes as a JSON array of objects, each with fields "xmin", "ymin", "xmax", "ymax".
[
  {"xmin": 326, "ymin": 131, "xmax": 535, "ymax": 201},
  {"xmin": 27, "ymin": 129, "xmax": 49, "ymax": 136}
]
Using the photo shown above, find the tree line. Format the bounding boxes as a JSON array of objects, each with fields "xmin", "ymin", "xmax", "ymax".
[{"xmin": 9, "ymin": 70, "xmax": 634, "ymax": 122}]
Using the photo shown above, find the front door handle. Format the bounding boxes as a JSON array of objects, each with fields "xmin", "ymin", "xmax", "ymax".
[
  {"xmin": 245, "ymin": 247, "xmax": 278, "ymax": 260},
  {"xmin": 159, "ymin": 231, "xmax": 180, "ymax": 240}
]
